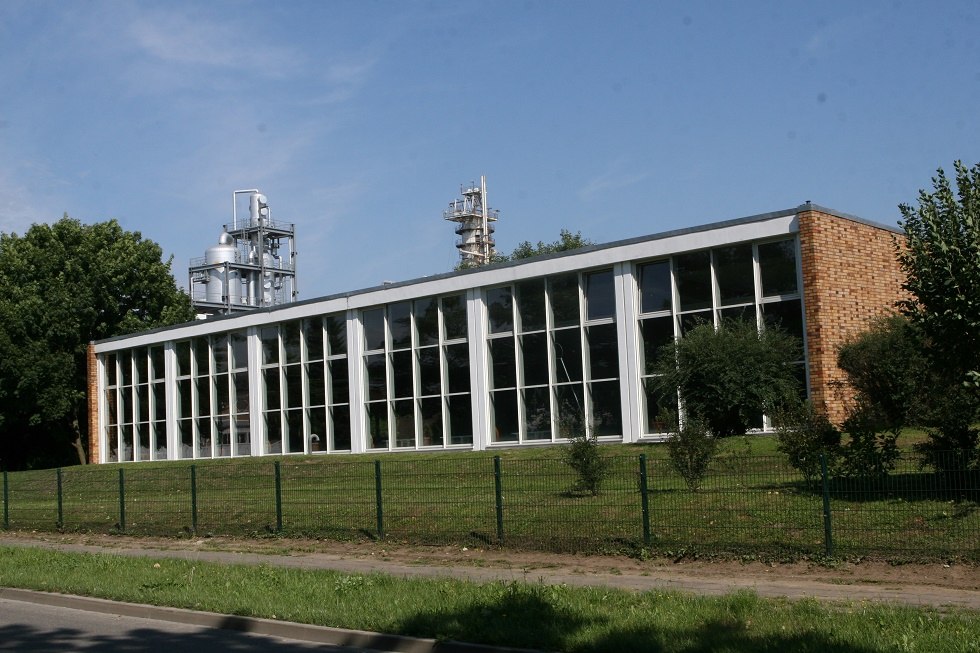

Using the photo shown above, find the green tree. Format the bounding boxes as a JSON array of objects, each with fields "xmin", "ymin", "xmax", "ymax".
[
  {"xmin": 0, "ymin": 217, "xmax": 194, "ymax": 469},
  {"xmin": 898, "ymin": 161, "xmax": 980, "ymax": 389},
  {"xmin": 652, "ymin": 318, "xmax": 802, "ymax": 438},
  {"xmin": 503, "ymin": 229, "xmax": 594, "ymax": 261}
]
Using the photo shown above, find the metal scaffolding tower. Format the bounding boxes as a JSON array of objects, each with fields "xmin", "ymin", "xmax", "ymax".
[{"xmin": 444, "ymin": 175, "xmax": 498, "ymax": 266}]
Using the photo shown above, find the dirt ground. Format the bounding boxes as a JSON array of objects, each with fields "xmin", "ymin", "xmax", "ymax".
[{"xmin": 2, "ymin": 530, "xmax": 979, "ymax": 609}]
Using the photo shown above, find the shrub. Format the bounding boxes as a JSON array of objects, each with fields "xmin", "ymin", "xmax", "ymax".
[
  {"xmin": 838, "ymin": 405, "xmax": 900, "ymax": 479},
  {"xmin": 565, "ymin": 427, "xmax": 609, "ymax": 496},
  {"xmin": 666, "ymin": 414, "xmax": 717, "ymax": 492},
  {"xmin": 652, "ymin": 318, "xmax": 802, "ymax": 438},
  {"xmin": 773, "ymin": 401, "xmax": 841, "ymax": 487}
]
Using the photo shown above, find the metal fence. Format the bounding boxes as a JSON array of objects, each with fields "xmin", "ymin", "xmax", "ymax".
[{"xmin": 2, "ymin": 452, "xmax": 978, "ymax": 561}]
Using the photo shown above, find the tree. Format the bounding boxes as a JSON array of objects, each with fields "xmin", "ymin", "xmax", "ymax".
[
  {"xmin": 897, "ymin": 161, "xmax": 980, "ymax": 389},
  {"xmin": 652, "ymin": 318, "xmax": 802, "ymax": 438},
  {"xmin": 503, "ymin": 229, "xmax": 594, "ymax": 261},
  {"xmin": 0, "ymin": 217, "xmax": 194, "ymax": 470}
]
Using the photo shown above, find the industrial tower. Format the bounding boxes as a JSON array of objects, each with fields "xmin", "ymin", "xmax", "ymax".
[
  {"xmin": 189, "ymin": 189, "xmax": 297, "ymax": 317},
  {"xmin": 444, "ymin": 176, "xmax": 498, "ymax": 266}
]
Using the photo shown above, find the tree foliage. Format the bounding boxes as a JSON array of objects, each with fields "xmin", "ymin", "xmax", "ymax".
[
  {"xmin": 652, "ymin": 318, "xmax": 802, "ymax": 438},
  {"xmin": 0, "ymin": 217, "xmax": 194, "ymax": 470},
  {"xmin": 897, "ymin": 161, "xmax": 980, "ymax": 388},
  {"xmin": 502, "ymin": 229, "xmax": 595, "ymax": 262}
]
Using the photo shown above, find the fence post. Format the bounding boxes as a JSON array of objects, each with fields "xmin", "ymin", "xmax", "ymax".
[
  {"xmin": 274, "ymin": 461, "xmax": 283, "ymax": 532},
  {"xmin": 118, "ymin": 468, "xmax": 126, "ymax": 533},
  {"xmin": 190, "ymin": 465, "xmax": 198, "ymax": 534},
  {"xmin": 820, "ymin": 451, "xmax": 834, "ymax": 557},
  {"xmin": 374, "ymin": 460, "xmax": 385, "ymax": 540},
  {"xmin": 493, "ymin": 456, "xmax": 504, "ymax": 543},
  {"xmin": 56, "ymin": 468, "xmax": 64, "ymax": 529},
  {"xmin": 639, "ymin": 454, "xmax": 651, "ymax": 546},
  {"xmin": 2, "ymin": 470, "xmax": 7, "ymax": 529}
]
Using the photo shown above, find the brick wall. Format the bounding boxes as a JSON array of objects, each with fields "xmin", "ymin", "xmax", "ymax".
[
  {"xmin": 798, "ymin": 209, "xmax": 908, "ymax": 425},
  {"xmin": 87, "ymin": 342, "xmax": 99, "ymax": 464}
]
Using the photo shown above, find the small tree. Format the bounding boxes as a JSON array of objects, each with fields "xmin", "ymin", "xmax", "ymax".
[
  {"xmin": 652, "ymin": 318, "xmax": 802, "ymax": 437},
  {"xmin": 773, "ymin": 401, "xmax": 841, "ymax": 488},
  {"xmin": 564, "ymin": 426, "xmax": 609, "ymax": 496},
  {"xmin": 665, "ymin": 414, "xmax": 717, "ymax": 492}
]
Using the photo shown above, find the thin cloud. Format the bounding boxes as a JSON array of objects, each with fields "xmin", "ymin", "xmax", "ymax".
[{"xmin": 579, "ymin": 168, "xmax": 651, "ymax": 200}]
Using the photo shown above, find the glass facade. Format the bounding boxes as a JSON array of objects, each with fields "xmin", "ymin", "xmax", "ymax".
[
  {"xmin": 487, "ymin": 268, "xmax": 622, "ymax": 442},
  {"xmin": 96, "ymin": 228, "xmax": 809, "ymax": 461}
]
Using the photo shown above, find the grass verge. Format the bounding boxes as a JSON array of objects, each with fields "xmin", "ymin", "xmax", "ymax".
[{"xmin": 1, "ymin": 545, "xmax": 979, "ymax": 652}]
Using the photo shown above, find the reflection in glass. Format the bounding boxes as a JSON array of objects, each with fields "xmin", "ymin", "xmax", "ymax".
[
  {"xmin": 516, "ymin": 278, "xmax": 546, "ymax": 332},
  {"xmin": 304, "ymin": 318, "xmax": 324, "ymax": 361},
  {"xmin": 283, "ymin": 320, "xmax": 302, "ymax": 365},
  {"xmin": 362, "ymin": 308, "xmax": 385, "ymax": 351},
  {"xmin": 448, "ymin": 395, "xmax": 473, "ymax": 444},
  {"xmin": 260, "ymin": 328, "xmax": 278, "ymax": 366},
  {"xmin": 714, "ymin": 244, "xmax": 754, "ymax": 305},
  {"xmin": 486, "ymin": 287, "xmax": 513, "ymax": 334},
  {"xmin": 524, "ymin": 386, "xmax": 552, "ymax": 440},
  {"xmin": 521, "ymin": 332, "xmax": 549, "ymax": 387},
  {"xmin": 326, "ymin": 315, "xmax": 347, "ymax": 355},
  {"xmin": 418, "ymin": 347, "xmax": 441, "ymax": 396},
  {"xmin": 491, "ymin": 389, "xmax": 519, "ymax": 442},
  {"xmin": 442, "ymin": 294, "xmax": 467, "ymax": 340},
  {"xmin": 489, "ymin": 338, "xmax": 516, "ymax": 389},
  {"xmin": 367, "ymin": 402, "xmax": 389, "ymax": 448},
  {"xmin": 389, "ymin": 302, "xmax": 412, "ymax": 349},
  {"xmin": 585, "ymin": 269, "xmax": 615, "ymax": 320},
  {"xmin": 759, "ymin": 239, "xmax": 798, "ymax": 296},
  {"xmin": 587, "ymin": 323, "xmax": 619, "ymax": 380},
  {"xmin": 392, "ymin": 350, "xmax": 413, "ymax": 398},
  {"xmin": 332, "ymin": 405, "xmax": 351, "ymax": 450},
  {"xmin": 675, "ymin": 251, "xmax": 712, "ymax": 311},
  {"xmin": 762, "ymin": 299, "xmax": 805, "ymax": 344},
  {"xmin": 420, "ymin": 396, "xmax": 443, "ymax": 446},
  {"xmin": 549, "ymin": 274, "xmax": 580, "ymax": 328},
  {"xmin": 641, "ymin": 316, "xmax": 675, "ymax": 375},
  {"xmin": 414, "ymin": 297, "xmax": 439, "ymax": 347},
  {"xmin": 365, "ymin": 353, "xmax": 386, "ymax": 401},
  {"xmin": 393, "ymin": 399, "xmax": 414, "ymax": 447},
  {"xmin": 590, "ymin": 380, "xmax": 622, "ymax": 436},
  {"xmin": 553, "ymin": 329, "xmax": 582, "ymax": 383},
  {"xmin": 445, "ymin": 343, "xmax": 470, "ymax": 394}
]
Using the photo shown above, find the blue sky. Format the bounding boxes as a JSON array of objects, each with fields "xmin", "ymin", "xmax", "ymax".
[{"xmin": 1, "ymin": 1, "xmax": 977, "ymax": 298}]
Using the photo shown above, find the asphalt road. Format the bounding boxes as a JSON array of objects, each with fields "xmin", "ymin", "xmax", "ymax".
[{"xmin": 0, "ymin": 596, "xmax": 390, "ymax": 653}]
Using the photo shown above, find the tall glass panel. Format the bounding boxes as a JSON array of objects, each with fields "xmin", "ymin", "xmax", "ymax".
[
  {"xmin": 549, "ymin": 274, "xmax": 580, "ymax": 328},
  {"xmin": 758, "ymin": 239, "xmax": 798, "ymax": 296},
  {"xmin": 585, "ymin": 269, "xmax": 615, "ymax": 320},
  {"xmin": 486, "ymin": 287, "xmax": 513, "ymax": 334},
  {"xmin": 516, "ymin": 279, "xmax": 546, "ymax": 332},
  {"xmin": 714, "ymin": 244, "xmax": 754, "ymax": 305},
  {"xmin": 675, "ymin": 251, "xmax": 712, "ymax": 311},
  {"xmin": 639, "ymin": 260, "xmax": 672, "ymax": 313}
]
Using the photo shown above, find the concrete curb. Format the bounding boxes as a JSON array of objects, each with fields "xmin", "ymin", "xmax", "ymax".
[{"xmin": 0, "ymin": 588, "xmax": 538, "ymax": 653}]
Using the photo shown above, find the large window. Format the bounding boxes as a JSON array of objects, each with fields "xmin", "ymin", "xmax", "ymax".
[
  {"xmin": 362, "ymin": 293, "xmax": 472, "ymax": 451},
  {"xmin": 636, "ymin": 237, "xmax": 805, "ymax": 435},
  {"xmin": 263, "ymin": 315, "xmax": 351, "ymax": 455},
  {"xmin": 487, "ymin": 268, "xmax": 621, "ymax": 443}
]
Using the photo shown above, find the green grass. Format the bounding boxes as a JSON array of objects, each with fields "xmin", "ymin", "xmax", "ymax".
[
  {"xmin": 3, "ymin": 436, "xmax": 978, "ymax": 561},
  {"xmin": 0, "ymin": 545, "xmax": 978, "ymax": 652}
]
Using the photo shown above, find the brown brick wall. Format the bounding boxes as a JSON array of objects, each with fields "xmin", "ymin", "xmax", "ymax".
[
  {"xmin": 87, "ymin": 342, "xmax": 99, "ymax": 464},
  {"xmin": 798, "ymin": 209, "xmax": 908, "ymax": 425}
]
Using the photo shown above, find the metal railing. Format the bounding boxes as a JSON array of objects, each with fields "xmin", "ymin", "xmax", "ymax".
[{"xmin": 2, "ymin": 452, "xmax": 977, "ymax": 561}]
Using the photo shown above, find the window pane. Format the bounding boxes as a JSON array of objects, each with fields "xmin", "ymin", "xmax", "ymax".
[
  {"xmin": 549, "ymin": 274, "xmax": 580, "ymax": 328},
  {"xmin": 304, "ymin": 318, "xmax": 324, "ymax": 361},
  {"xmin": 553, "ymin": 329, "xmax": 583, "ymax": 383},
  {"xmin": 448, "ymin": 395, "xmax": 473, "ymax": 444},
  {"xmin": 389, "ymin": 301, "xmax": 412, "ymax": 349},
  {"xmin": 105, "ymin": 354, "xmax": 117, "ymax": 386},
  {"xmin": 286, "ymin": 408, "xmax": 304, "ymax": 453},
  {"xmin": 643, "ymin": 378, "xmax": 676, "ymax": 434},
  {"xmin": 442, "ymin": 294, "xmax": 467, "ymax": 340},
  {"xmin": 231, "ymin": 332, "xmax": 248, "ymax": 370},
  {"xmin": 309, "ymin": 407, "xmax": 326, "ymax": 451},
  {"xmin": 516, "ymin": 278, "xmax": 546, "ymax": 332},
  {"xmin": 365, "ymin": 353, "xmax": 387, "ymax": 401},
  {"xmin": 326, "ymin": 314, "xmax": 347, "ymax": 355},
  {"xmin": 555, "ymin": 385, "xmax": 585, "ymax": 437},
  {"xmin": 263, "ymin": 369, "xmax": 280, "ymax": 410},
  {"xmin": 521, "ymin": 332, "xmax": 549, "ymax": 387},
  {"xmin": 585, "ymin": 269, "xmax": 615, "ymax": 320},
  {"xmin": 151, "ymin": 347, "xmax": 165, "ymax": 380},
  {"xmin": 176, "ymin": 341, "xmax": 191, "ymax": 377},
  {"xmin": 265, "ymin": 412, "xmax": 282, "ymax": 454},
  {"xmin": 233, "ymin": 371, "xmax": 249, "ymax": 413},
  {"xmin": 414, "ymin": 297, "xmax": 439, "ymax": 347},
  {"xmin": 120, "ymin": 351, "xmax": 132, "ymax": 386},
  {"xmin": 260, "ymin": 327, "xmax": 279, "ymax": 365},
  {"xmin": 153, "ymin": 383, "xmax": 166, "ymax": 421},
  {"xmin": 486, "ymin": 287, "xmax": 513, "ymax": 334},
  {"xmin": 680, "ymin": 311, "xmax": 712, "ymax": 335},
  {"xmin": 719, "ymin": 305, "xmax": 755, "ymax": 324},
  {"xmin": 445, "ymin": 343, "xmax": 470, "ymax": 394},
  {"xmin": 285, "ymin": 364, "xmax": 303, "ymax": 409},
  {"xmin": 235, "ymin": 413, "xmax": 251, "ymax": 455},
  {"xmin": 762, "ymin": 299, "xmax": 805, "ymax": 345},
  {"xmin": 329, "ymin": 359, "xmax": 349, "ymax": 405},
  {"xmin": 307, "ymin": 362, "xmax": 325, "ymax": 407},
  {"xmin": 641, "ymin": 316, "xmax": 674, "ymax": 375},
  {"xmin": 639, "ymin": 261, "xmax": 672, "ymax": 314},
  {"xmin": 587, "ymin": 323, "xmax": 619, "ymax": 380},
  {"xmin": 332, "ymin": 405, "xmax": 352, "ymax": 450},
  {"xmin": 759, "ymin": 239, "xmax": 798, "ymax": 296},
  {"xmin": 366, "ymin": 402, "xmax": 389, "ymax": 448},
  {"xmin": 137, "ymin": 385, "xmax": 150, "ymax": 422},
  {"xmin": 194, "ymin": 338, "xmax": 209, "ymax": 375},
  {"xmin": 178, "ymin": 379, "xmax": 191, "ymax": 418},
  {"xmin": 215, "ymin": 415, "xmax": 231, "ymax": 456},
  {"xmin": 196, "ymin": 418, "xmax": 211, "ymax": 458},
  {"xmin": 391, "ymin": 350, "xmax": 413, "ymax": 398},
  {"xmin": 393, "ymin": 399, "xmax": 415, "ymax": 447},
  {"xmin": 590, "ymin": 380, "xmax": 622, "ymax": 436},
  {"xmin": 491, "ymin": 389, "xmax": 519, "ymax": 442},
  {"xmin": 211, "ymin": 335, "xmax": 229, "ymax": 374},
  {"xmin": 196, "ymin": 377, "xmax": 210, "ymax": 416},
  {"xmin": 675, "ymin": 251, "xmax": 712, "ymax": 311},
  {"xmin": 489, "ymin": 337, "xmax": 516, "ymax": 389},
  {"xmin": 214, "ymin": 374, "xmax": 230, "ymax": 415},
  {"xmin": 524, "ymin": 386, "xmax": 552, "ymax": 440},
  {"xmin": 419, "ymin": 396, "xmax": 443, "ymax": 446},
  {"xmin": 714, "ymin": 244, "xmax": 754, "ymax": 306},
  {"xmin": 179, "ymin": 419, "xmax": 193, "ymax": 458},
  {"xmin": 133, "ymin": 348, "xmax": 148, "ymax": 384},
  {"xmin": 418, "ymin": 347, "xmax": 441, "ymax": 396},
  {"xmin": 362, "ymin": 308, "xmax": 385, "ymax": 351}
]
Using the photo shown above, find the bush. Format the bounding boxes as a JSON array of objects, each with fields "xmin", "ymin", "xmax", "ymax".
[
  {"xmin": 565, "ymin": 428, "xmax": 609, "ymax": 496},
  {"xmin": 773, "ymin": 401, "xmax": 841, "ymax": 487},
  {"xmin": 838, "ymin": 405, "xmax": 900, "ymax": 479},
  {"xmin": 652, "ymin": 318, "xmax": 802, "ymax": 437},
  {"xmin": 666, "ymin": 414, "xmax": 717, "ymax": 492}
]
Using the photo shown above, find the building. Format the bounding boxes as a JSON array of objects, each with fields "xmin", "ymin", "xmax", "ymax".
[{"xmin": 87, "ymin": 203, "xmax": 905, "ymax": 464}]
